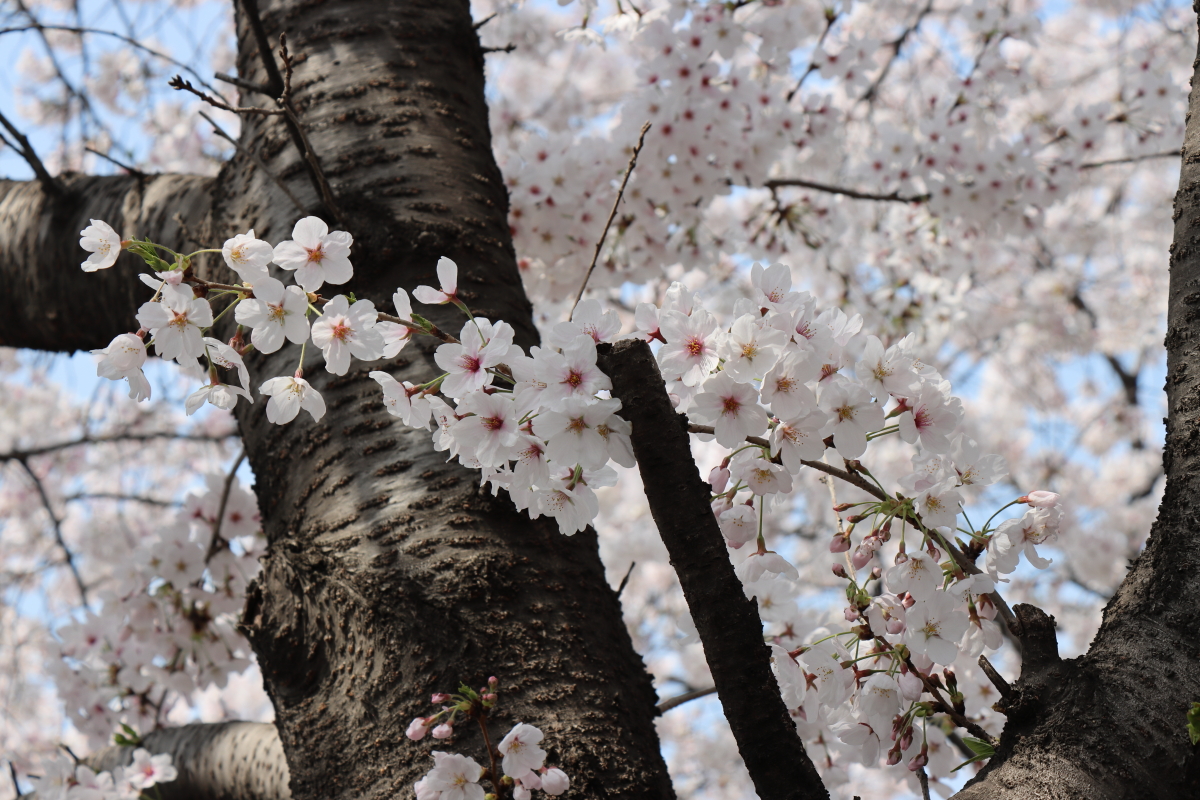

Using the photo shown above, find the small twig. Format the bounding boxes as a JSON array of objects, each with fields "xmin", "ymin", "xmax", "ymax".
[
  {"xmin": 276, "ymin": 35, "xmax": 345, "ymax": 228},
  {"xmin": 168, "ymin": 75, "xmax": 283, "ymax": 116},
  {"xmin": 1, "ymin": 431, "xmax": 234, "ymax": 462},
  {"xmin": 15, "ymin": 458, "xmax": 87, "ymax": 604},
  {"xmin": 1080, "ymin": 149, "xmax": 1179, "ymax": 169},
  {"xmin": 978, "ymin": 654, "xmax": 1011, "ymax": 698},
  {"xmin": 84, "ymin": 146, "xmax": 147, "ymax": 177},
  {"xmin": 917, "ymin": 766, "xmax": 931, "ymax": 800},
  {"xmin": 903, "ymin": 656, "xmax": 994, "ymax": 745},
  {"xmin": 473, "ymin": 11, "xmax": 497, "ymax": 29},
  {"xmin": 9, "ymin": 759, "xmax": 22, "ymax": 798},
  {"xmin": 570, "ymin": 121, "xmax": 651, "ymax": 316},
  {"xmin": 616, "ymin": 561, "xmax": 636, "ymax": 597},
  {"xmin": 214, "ymin": 71, "xmax": 273, "ymax": 97},
  {"xmin": 763, "ymin": 177, "xmax": 928, "ymax": 204},
  {"xmin": 656, "ymin": 685, "xmax": 717, "ymax": 713},
  {"xmin": 238, "ymin": 0, "xmax": 285, "ymax": 96},
  {"xmin": 199, "ymin": 111, "xmax": 306, "ymax": 214},
  {"xmin": 859, "ymin": 0, "xmax": 934, "ymax": 104},
  {"xmin": 0, "ymin": 109, "xmax": 63, "ymax": 195},
  {"xmin": 481, "ymin": 43, "xmax": 517, "ymax": 54},
  {"xmin": 64, "ymin": 492, "xmax": 177, "ymax": 507},
  {"xmin": 0, "ymin": 24, "xmax": 230, "ymax": 101},
  {"xmin": 205, "ymin": 449, "xmax": 246, "ymax": 561}
]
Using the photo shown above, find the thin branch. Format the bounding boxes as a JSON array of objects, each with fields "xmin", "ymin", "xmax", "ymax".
[
  {"xmin": 481, "ymin": 43, "xmax": 517, "ymax": 54},
  {"xmin": 656, "ymin": 685, "xmax": 717, "ymax": 713},
  {"xmin": 15, "ymin": 458, "xmax": 87, "ymax": 604},
  {"xmin": 473, "ymin": 11, "xmax": 498, "ymax": 29},
  {"xmin": 214, "ymin": 72, "xmax": 273, "ymax": 98},
  {"xmin": 168, "ymin": 75, "xmax": 284, "ymax": 116},
  {"xmin": 237, "ymin": 0, "xmax": 286, "ymax": 96},
  {"xmin": 0, "ymin": 109, "xmax": 63, "ymax": 195},
  {"xmin": 84, "ymin": 146, "xmax": 148, "ymax": 177},
  {"xmin": 764, "ymin": 177, "xmax": 928, "ymax": 204},
  {"xmin": 1, "ymin": 431, "xmax": 234, "ymax": 462},
  {"xmin": 977, "ymin": 654, "xmax": 1011, "ymax": 698},
  {"xmin": 8, "ymin": 760, "xmax": 21, "ymax": 798},
  {"xmin": 1080, "ymin": 149, "xmax": 1179, "ymax": 169},
  {"xmin": 64, "ymin": 492, "xmax": 178, "ymax": 507},
  {"xmin": 860, "ymin": 0, "xmax": 934, "ymax": 103},
  {"xmin": 903, "ymin": 655, "xmax": 994, "ymax": 745},
  {"xmin": 0, "ymin": 24, "xmax": 231, "ymax": 101},
  {"xmin": 199, "ymin": 111, "xmax": 306, "ymax": 214},
  {"xmin": 205, "ymin": 449, "xmax": 246, "ymax": 561},
  {"xmin": 570, "ymin": 121, "xmax": 652, "ymax": 316},
  {"xmin": 916, "ymin": 766, "xmax": 931, "ymax": 800},
  {"xmin": 616, "ymin": 561, "xmax": 636, "ymax": 598},
  {"xmin": 276, "ymin": 34, "xmax": 345, "ymax": 228}
]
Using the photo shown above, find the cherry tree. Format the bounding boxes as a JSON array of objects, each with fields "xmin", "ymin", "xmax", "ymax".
[{"xmin": 0, "ymin": 0, "xmax": 1198, "ymax": 799}]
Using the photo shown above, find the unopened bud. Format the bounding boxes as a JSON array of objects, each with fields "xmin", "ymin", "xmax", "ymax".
[
  {"xmin": 907, "ymin": 752, "xmax": 928, "ymax": 772},
  {"xmin": 1023, "ymin": 490, "xmax": 1060, "ymax": 508},
  {"xmin": 846, "ymin": 514, "xmax": 866, "ymax": 524},
  {"xmin": 831, "ymin": 563, "xmax": 847, "ymax": 579},
  {"xmin": 851, "ymin": 545, "xmax": 873, "ymax": 570},
  {"xmin": 887, "ymin": 748, "xmax": 902, "ymax": 766},
  {"xmin": 833, "ymin": 503, "xmax": 854, "ymax": 512},
  {"xmin": 870, "ymin": 566, "xmax": 882, "ymax": 581},
  {"xmin": 488, "ymin": 675, "xmax": 498, "ymax": 687},
  {"xmin": 431, "ymin": 693, "xmax": 451, "ymax": 703},
  {"xmin": 843, "ymin": 606, "xmax": 859, "ymax": 622},
  {"xmin": 829, "ymin": 532, "xmax": 851, "ymax": 553},
  {"xmin": 708, "ymin": 466, "xmax": 730, "ymax": 494},
  {"xmin": 431, "ymin": 723, "xmax": 453, "ymax": 739}
]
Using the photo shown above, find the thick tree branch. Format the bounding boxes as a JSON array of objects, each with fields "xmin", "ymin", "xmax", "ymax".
[
  {"xmin": 598, "ymin": 338, "xmax": 828, "ymax": 800},
  {"xmin": 87, "ymin": 722, "xmax": 290, "ymax": 800},
  {"xmin": 0, "ymin": 173, "xmax": 213, "ymax": 352}
]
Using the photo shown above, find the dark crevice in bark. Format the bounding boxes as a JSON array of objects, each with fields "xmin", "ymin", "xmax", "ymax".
[{"xmin": 597, "ymin": 338, "xmax": 829, "ymax": 800}]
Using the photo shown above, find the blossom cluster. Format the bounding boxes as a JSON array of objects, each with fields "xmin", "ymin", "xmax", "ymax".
[
  {"xmin": 31, "ymin": 748, "xmax": 176, "ymax": 800},
  {"xmin": 51, "ymin": 470, "xmax": 261, "ymax": 745},
  {"xmin": 406, "ymin": 678, "xmax": 569, "ymax": 800}
]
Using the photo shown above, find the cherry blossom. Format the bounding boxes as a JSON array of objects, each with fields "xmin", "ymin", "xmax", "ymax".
[
  {"xmin": 233, "ymin": 276, "xmax": 310, "ymax": 354},
  {"xmin": 434, "ymin": 319, "xmax": 515, "ymax": 399},
  {"xmin": 271, "ymin": 216, "xmax": 354, "ymax": 291},
  {"xmin": 310, "ymin": 295, "xmax": 385, "ymax": 376},
  {"xmin": 498, "ymin": 723, "xmax": 547, "ymax": 779},
  {"xmin": 903, "ymin": 591, "xmax": 969, "ymax": 666},
  {"xmin": 818, "ymin": 380, "xmax": 885, "ymax": 460},
  {"xmin": 658, "ymin": 309, "xmax": 722, "ymax": 386},
  {"xmin": 691, "ymin": 372, "xmax": 767, "ymax": 448},
  {"xmin": 126, "ymin": 749, "xmax": 177, "ymax": 790},
  {"xmin": 426, "ymin": 751, "xmax": 485, "ymax": 800},
  {"xmin": 413, "ymin": 256, "xmax": 461, "ymax": 305},
  {"xmin": 540, "ymin": 768, "xmax": 570, "ymax": 796},
  {"xmin": 136, "ymin": 290, "xmax": 213, "ymax": 366},
  {"xmin": 221, "ymin": 230, "xmax": 274, "ymax": 283},
  {"xmin": 92, "ymin": 333, "xmax": 151, "ymax": 401},
  {"xmin": 377, "ymin": 289, "xmax": 416, "ymax": 358},
  {"xmin": 79, "ymin": 219, "xmax": 123, "ymax": 271},
  {"xmin": 372, "ymin": 372, "xmax": 432, "ymax": 430},
  {"xmin": 260, "ymin": 376, "xmax": 327, "ymax": 424}
]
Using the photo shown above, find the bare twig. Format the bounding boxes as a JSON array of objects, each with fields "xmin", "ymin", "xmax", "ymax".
[
  {"xmin": 214, "ymin": 72, "xmax": 273, "ymax": 97},
  {"xmin": 84, "ymin": 146, "xmax": 147, "ymax": 177},
  {"xmin": 1080, "ymin": 149, "xmax": 1179, "ymax": 169},
  {"xmin": 237, "ymin": 0, "xmax": 285, "ymax": 96},
  {"xmin": 656, "ymin": 685, "xmax": 717, "ymax": 713},
  {"xmin": 0, "ymin": 24, "xmax": 230, "ymax": 100},
  {"xmin": 276, "ymin": 34, "xmax": 345, "ymax": 228},
  {"xmin": 473, "ymin": 11, "xmax": 498, "ymax": 29},
  {"xmin": 570, "ymin": 121, "xmax": 652, "ymax": 316},
  {"xmin": 199, "ymin": 111, "xmax": 306, "ymax": 214},
  {"xmin": 15, "ymin": 458, "xmax": 87, "ymax": 604},
  {"xmin": 917, "ymin": 766, "xmax": 931, "ymax": 800},
  {"xmin": 205, "ymin": 449, "xmax": 247, "ymax": 561},
  {"xmin": 860, "ymin": 0, "xmax": 934, "ymax": 103},
  {"xmin": 481, "ymin": 43, "xmax": 517, "ymax": 54},
  {"xmin": 1, "ymin": 431, "xmax": 234, "ymax": 462},
  {"xmin": 0, "ymin": 109, "xmax": 63, "ymax": 195},
  {"xmin": 64, "ymin": 492, "xmax": 178, "ymax": 507},
  {"xmin": 8, "ymin": 759, "xmax": 22, "ymax": 798},
  {"xmin": 978, "ymin": 654, "xmax": 1011, "ymax": 698},
  {"xmin": 764, "ymin": 177, "xmax": 928, "ymax": 204},
  {"xmin": 616, "ymin": 561, "xmax": 636, "ymax": 598},
  {"xmin": 168, "ymin": 75, "xmax": 283, "ymax": 116}
]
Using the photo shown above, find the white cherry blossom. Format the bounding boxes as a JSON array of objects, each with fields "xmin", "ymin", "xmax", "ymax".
[
  {"xmin": 310, "ymin": 295, "xmax": 385, "ymax": 375},
  {"xmin": 413, "ymin": 256, "xmax": 460, "ymax": 305},
  {"xmin": 272, "ymin": 216, "xmax": 353, "ymax": 291},
  {"xmin": 221, "ymin": 230, "xmax": 274, "ymax": 283},
  {"xmin": 234, "ymin": 276, "xmax": 310, "ymax": 353},
  {"xmin": 260, "ymin": 376, "xmax": 327, "ymax": 424},
  {"xmin": 79, "ymin": 219, "xmax": 123, "ymax": 271}
]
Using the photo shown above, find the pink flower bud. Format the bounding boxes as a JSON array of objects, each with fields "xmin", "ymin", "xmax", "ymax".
[
  {"xmin": 886, "ymin": 748, "xmax": 902, "ymax": 766},
  {"xmin": 711, "ymin": 496, "xmax": 733, "ymax": 518},
  {"xmin": 1024, "ymin": 490, "xmax": 1060, "ymax": 508},
  {"xmin": 870, "ymin": 566, "xmax": 882, "ymax": 581},
  {"xmin": 488, "ymin": 676, "xmax": 498, "ymax": 687},
  {"xmin": 907, "ymin": 751, "xmax": 928, "ymax": 772},
  {"xmin": 541, "ymin": 768, "xmax": 570, "ymax": 796},
  {"xmin": 843, "ymin": 606, "xmax": 859, "ymax": 622},
  {"xmin": 431, "ymin": 693, "xmax": 451, "ymax": 703},
  {"xmin": 893, "ymin": 551, "xmax": 909, "ymax": 565},
  {"xmin": 831, "ymin": 563, "xmax": 847, "ymax": 579},
  {"xmin": 708, "ymin": 466, "xmax": 730, "ymax": 494},
  {"xmin": 405, "ymin": 717, "xmax": 429, "ymax": 741},
  {"xmin": 431, "ymin": 723, "xmax": 453, "ymax": 739},
  {"xmin": 901, "ymin": 592, "xmax": 915, "ymax": 608},
  {"xmin": 829, "ymin": 532, "xmax": 851, "ymax": 553},
  {"xmin": 898, "ymin": 670, "xmax": 923, "ymax": 702},
  {"xmin": 851, "ymin": 545, "xmax": 873, "ymax": 570}
]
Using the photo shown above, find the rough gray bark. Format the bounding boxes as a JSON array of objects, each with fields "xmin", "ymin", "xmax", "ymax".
[
  {"xmin": 597, "ymin": 339, "xmax": 828, "ymax": 800},
  {"xmin": 88, "ymin": 724, "xmax": 290, "ymax": 800},
  {"xmin": 0, "ymin": 2, "xmax": 674, "ymax": 799}
]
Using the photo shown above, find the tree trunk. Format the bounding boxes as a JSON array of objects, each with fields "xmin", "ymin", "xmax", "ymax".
[{"xmin": 0, "ymin": 2, "xmax": 674, "ymax": 799}]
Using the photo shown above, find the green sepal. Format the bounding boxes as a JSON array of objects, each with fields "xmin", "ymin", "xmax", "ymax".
[
  {"xmin": 1187, "ymin": 701, "xmax": 1200, "ymax": 746},
  {"xmin": 950, "ymin": 737, "xmax": 995, "ymax": 772}
]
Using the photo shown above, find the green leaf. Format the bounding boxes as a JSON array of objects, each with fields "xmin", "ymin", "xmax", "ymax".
[
  {"xmin": 1187, "ymin": 701, "xmax": 1200, "ymax": 746},
  {"xmin": 950, "ymin": 752, "xmax": 990, "ymax": 772},
  {"xmin": 962, "ymin": 736, "xmax": 995, "ymax": 756}
]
